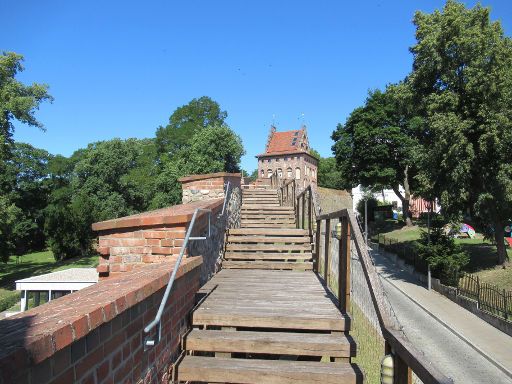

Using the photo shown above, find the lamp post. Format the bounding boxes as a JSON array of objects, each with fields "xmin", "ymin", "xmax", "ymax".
[
  {"xmin": 365, "ymin": 197, "xmax": 368, "ymax": 247},
  {"xmin": 427, "ymin": 200, "xmax": 432, "ymax": 291}
]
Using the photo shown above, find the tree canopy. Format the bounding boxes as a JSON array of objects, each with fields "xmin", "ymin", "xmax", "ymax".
[
  {"xmin": 332, "ymin": 84, "xmax": 421, "ymax": 225},
  {"xmin": 332, "ymin": 0, "xmax": 512, "ymax": 262},
  {"xmin": 410, "ymin": 0, "xmax": 512, "ymax": 263},
  {"xmin": 0, "ymin": 52, "xmax": 52, "ymax": 261},
  {"xmin": 155, "ymin": 96, "xmax": 227, "ymax": 156}
]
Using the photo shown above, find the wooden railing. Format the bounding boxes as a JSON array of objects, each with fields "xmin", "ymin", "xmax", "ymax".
[{"xmin": 289, "ymin": 184, "xmax": 452, "ymax": 384}]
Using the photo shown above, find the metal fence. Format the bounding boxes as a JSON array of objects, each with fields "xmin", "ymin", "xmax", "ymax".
[
  {"xmin": 458, "ymin": 274, "xmax": 512, "ymax": 320},
  {"xmin": 376, "ymin": 234, "xmax": 429, "ymax": 275}
]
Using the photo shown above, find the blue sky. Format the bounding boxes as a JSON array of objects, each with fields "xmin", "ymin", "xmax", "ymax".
[{"xmin": 2, "ymin": 0, "xmax": 511, "ymax": 172}]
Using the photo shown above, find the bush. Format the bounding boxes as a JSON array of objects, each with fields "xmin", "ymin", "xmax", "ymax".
[
  {"xmin": 415, "ymin": 216, "xmax": 469, "ymax": 286},
  {"xmin": 356, "ymin": 196, "xmax": 379, "ymax": 222},
  {"xmin": 0, "ymin": 290, "xmax": 20, "ymax": 312}
]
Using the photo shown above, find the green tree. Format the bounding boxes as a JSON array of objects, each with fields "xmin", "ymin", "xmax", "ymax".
[
  {"xmin": 0, "ymin": 52, "xmax": 52, "ymax": 193},
  {"xmin": 45, "ymin": 138, "xmax": 160, "ymax": 260},
  {"xmin": 151, "ymin": 124, "xmax": 245, "ymax": 208},
  {"xmin": 9, "ymin": 143, "xmax": 52, "ymax": 252},
  {"xmin": 155, "ymin": 96, "xmax": 227, "ymax": 156},
  {"xmin": 317, "ymin": 157, "xmax": 344, "ymax": 190},
  {"xmin": 410, "ymin": 0, "xmax": 512, "ymax": 263},
  {"xmin": 0, "ymin": 52, "xmax": 52, "ymax": 259},
  {"xmin": 332, "ymin": 84, "xmax": 421, "ymax": 226}
]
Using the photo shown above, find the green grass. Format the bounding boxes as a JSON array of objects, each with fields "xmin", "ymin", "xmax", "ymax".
[
  {"xmin": 375, "ymin": 220, "xmax": 512, "ymax": 290},
  {"xmin": 0, "ymin": 250, "xmax": 98, "ymax": 290}
]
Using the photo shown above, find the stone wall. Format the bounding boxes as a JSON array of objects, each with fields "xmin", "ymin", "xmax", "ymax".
[
  {"xmin": 179, "ymin": 172, "xmax": 241, "ymax": 204},
  {"xmin": 189, "ymin": 184, "xmax": 241, "ymax": 283},
  {"xmin": 0, "ymin": 257, "xmax": 202, "ymax": 384}
]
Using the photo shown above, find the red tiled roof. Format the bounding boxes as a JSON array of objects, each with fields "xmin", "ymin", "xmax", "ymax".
[{"xmin": 266, "ymin": 130, "xmax": 303, "ymax": 154}]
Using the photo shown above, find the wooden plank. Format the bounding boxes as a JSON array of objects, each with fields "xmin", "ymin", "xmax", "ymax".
[
  {"xmin": 222, "ymin": 261, "xmax": 313, "ymax": 270},
  {"xmin": 193, "ymin": 311, "xmax": 348, "ymax": 331},
  {"xmin": 324, "ymin": 219, "xmax": 331, "ymax": 283},
  {"xmin": 224, "ymin": 252, "xmax": 312, "ymax": 260},
  {"xmin": 228, "ymin": 236, "xmax": 311, "ymax": 243},
  {"xmin": 229, "ymin": 228, "xmax": 308, "ymax": 235},
  {"xmin": 177, "ymin": 356, "xmax": 362, "ymax": 384},
  {"xmin": 226, "ymin": 244, "xmax": 311, "ymax": 251},
  {"xmin": 241, "ymin": 223, "xmax": 297, "ymax": 228},
  {"xmin": 185, "ymin": 330, "xmax": 356, "ymax": 357}
]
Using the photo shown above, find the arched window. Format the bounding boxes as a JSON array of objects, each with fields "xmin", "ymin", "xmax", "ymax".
[
  {"xmin": 287, "ymin": 167, "xmax": 292, "ymax": 178},
  {"xmin": 277, "ymin": 168, "xmax": 283, "ymax": 178},
  {"xmin": 295, "ymin": 167, "xmax": 301, "ymax": 180},
  {"xmin": 267, "ymin": 169, "xmax": 273, "ymax": 178},
  {"xmin": 312, "ymin": 169, "xmax": 316, "ymax": 178},
  {"xmin": 260, "ymin": 169, "xmax": 264, "ymax": 177}
]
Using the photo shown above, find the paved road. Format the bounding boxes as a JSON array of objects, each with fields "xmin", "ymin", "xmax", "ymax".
[{"xmin": 381, "ymin": 276, "xmax": 512, "ymax": 383}]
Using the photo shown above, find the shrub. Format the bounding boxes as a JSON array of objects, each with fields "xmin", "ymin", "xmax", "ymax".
[
  {"xmin": 356, "ymin": 196, "xmax": 379, "ymax": 222},
  {"xmin": 0, "ymin": 290, "xmax": 20, "ymax": 312},
  {"xmin": 415, "ymin": 216, "xmax": 469, "ymax": 286}
]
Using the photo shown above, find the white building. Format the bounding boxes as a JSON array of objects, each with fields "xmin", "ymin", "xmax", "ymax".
[
  {"xmin": 351, "ymin": 185, "xmax": 405, "ymax": 212},
  {"xmin": 16, "ymin": 268, "xmax": 98, "ymax": 312}
]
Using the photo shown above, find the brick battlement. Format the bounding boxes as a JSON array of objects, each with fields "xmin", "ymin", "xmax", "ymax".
[
  {"xmin": 93, "ymin": 199, "xmax": 222, "ymax": 278},
  {"xmin": 0, "ymin": 257, "xmax": 202, "ymax": 384}
]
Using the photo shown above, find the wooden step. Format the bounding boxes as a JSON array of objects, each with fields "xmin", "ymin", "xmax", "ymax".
[
  {"xmin": 241, "ymin": 219, "xmax": 295, "ymax": 222},
  {"xmin": 242, "ymin": 223, "xmax": 297, "ymax": 228},
  {"xmin": 223, "ymin": 261, "xmax": 313, "ymax": 270},
  {"xmin": 242, "ymin": 213, "xmax": 295, "ymax": 217},
  {"xmin": 242, "ymin": 205, "xmax": 293, "ymax": 210},
  {"xmin": 185, "ymin": 330, "xmax": 355, "ymax": 357},
  {"xmin": 226, "ymin": 244, "xmax": 311, "ymax": 251},
  {"xmin": 224, "ymin": 252, "xmax": 313, "ymax": 260},
  {"xmin": 177, "ymin": 356, "xmax": 362, "ymax": 384},
  {"xmin": 229, "ymin": 228, "xmax": 308, "ymax": 236},
  {"xmin": 243, "ymin": 190, "xmax": 278, "ymax": 194},
  {"xmin": 242, "ymin": 215, "xmax": 294, "ymax": 219},
  {"xmin": 241, "ymin": 209, "xmax": 294, "ymax": 214},
  {"xmin": 193, "ymin": 308, "xmax": 347, "ymax": 330},
  {"xmin": 228, "ymin": 236, "xmax": 311, "ymax": 243}
]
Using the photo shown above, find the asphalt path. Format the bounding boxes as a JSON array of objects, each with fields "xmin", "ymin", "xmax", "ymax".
[{"xmin": 380, "ymin": 275, "xmax": 512, "ymax": 384}]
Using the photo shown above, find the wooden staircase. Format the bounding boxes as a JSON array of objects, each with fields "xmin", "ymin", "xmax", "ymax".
[{"xmin": 175, "ymin": 188, "xmax": 362, "ymax": 383}]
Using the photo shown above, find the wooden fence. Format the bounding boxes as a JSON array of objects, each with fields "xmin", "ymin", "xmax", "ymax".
[{"xmin": 287, "ymin": 184, "xmax": 452, "ymax": 384}]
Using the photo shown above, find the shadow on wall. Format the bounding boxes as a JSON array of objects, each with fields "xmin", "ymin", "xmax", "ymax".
[
  {"xmin": 0, "ymin": 314, "xmax": 34, "ymax": 382},
  {"xmin": 317, "ymin": 187, "xmax": 353, "ymax": 214}
]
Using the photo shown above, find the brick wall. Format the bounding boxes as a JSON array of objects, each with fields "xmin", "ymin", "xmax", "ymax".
[
  {"xmin": 257, "ymin": 152, "xmax": 318, "ymax": 189},
  {"xmin": 0, "ymin": 257, "xmax": 202, "ymax": 384},
  {"xmin": 92, "ymin": 200, "xmax": 223, "ymax": 279}
]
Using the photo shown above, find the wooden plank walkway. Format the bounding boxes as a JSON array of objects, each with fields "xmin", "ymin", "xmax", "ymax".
[{"xmin": 175, "ymin": 188, "xmax": 362, "ymax": 383}]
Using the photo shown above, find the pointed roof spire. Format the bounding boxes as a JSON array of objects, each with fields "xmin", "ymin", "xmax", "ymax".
[{"xmin": 265, "ymin": 124, "xmax": 277, "ymax": 153}]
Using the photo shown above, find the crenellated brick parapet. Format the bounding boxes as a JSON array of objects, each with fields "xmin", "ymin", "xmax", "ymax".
[
  {"xmin": 92, "ymin": 172, "xmax": 241, "ymax": 280},
  {"xmin": 92, "ymin": 199, "xmax": 223, "ymax": 279}
]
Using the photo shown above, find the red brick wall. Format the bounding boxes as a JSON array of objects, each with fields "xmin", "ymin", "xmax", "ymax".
[
  {"xmin": 0, "ymin": 257, "xmax": 202, "ymax": 384},
  {"xmin": 93, "ymin": 200, "xmax": 223, "ymax": 279}
]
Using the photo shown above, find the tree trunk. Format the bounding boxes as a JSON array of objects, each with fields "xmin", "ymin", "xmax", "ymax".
[
  {"xmin": 494, "ymin": 222, "xmax": 507, "ymax": 265},
  {"xmin": 392, "ymin": 166, "xmax": 413, "ymax": 227}
]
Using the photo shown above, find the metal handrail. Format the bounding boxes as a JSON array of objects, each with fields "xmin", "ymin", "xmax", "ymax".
[
  {"xmin": 143, "ymin": 207, "xmax": 211, "ymax": 349},
  {"xmin": 218, "ymin": 181, "xmax": 231, "ymax": 217},
  {"xmin": 143, "ymin": 182, "xmax": 232, "ymax": 349}
]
